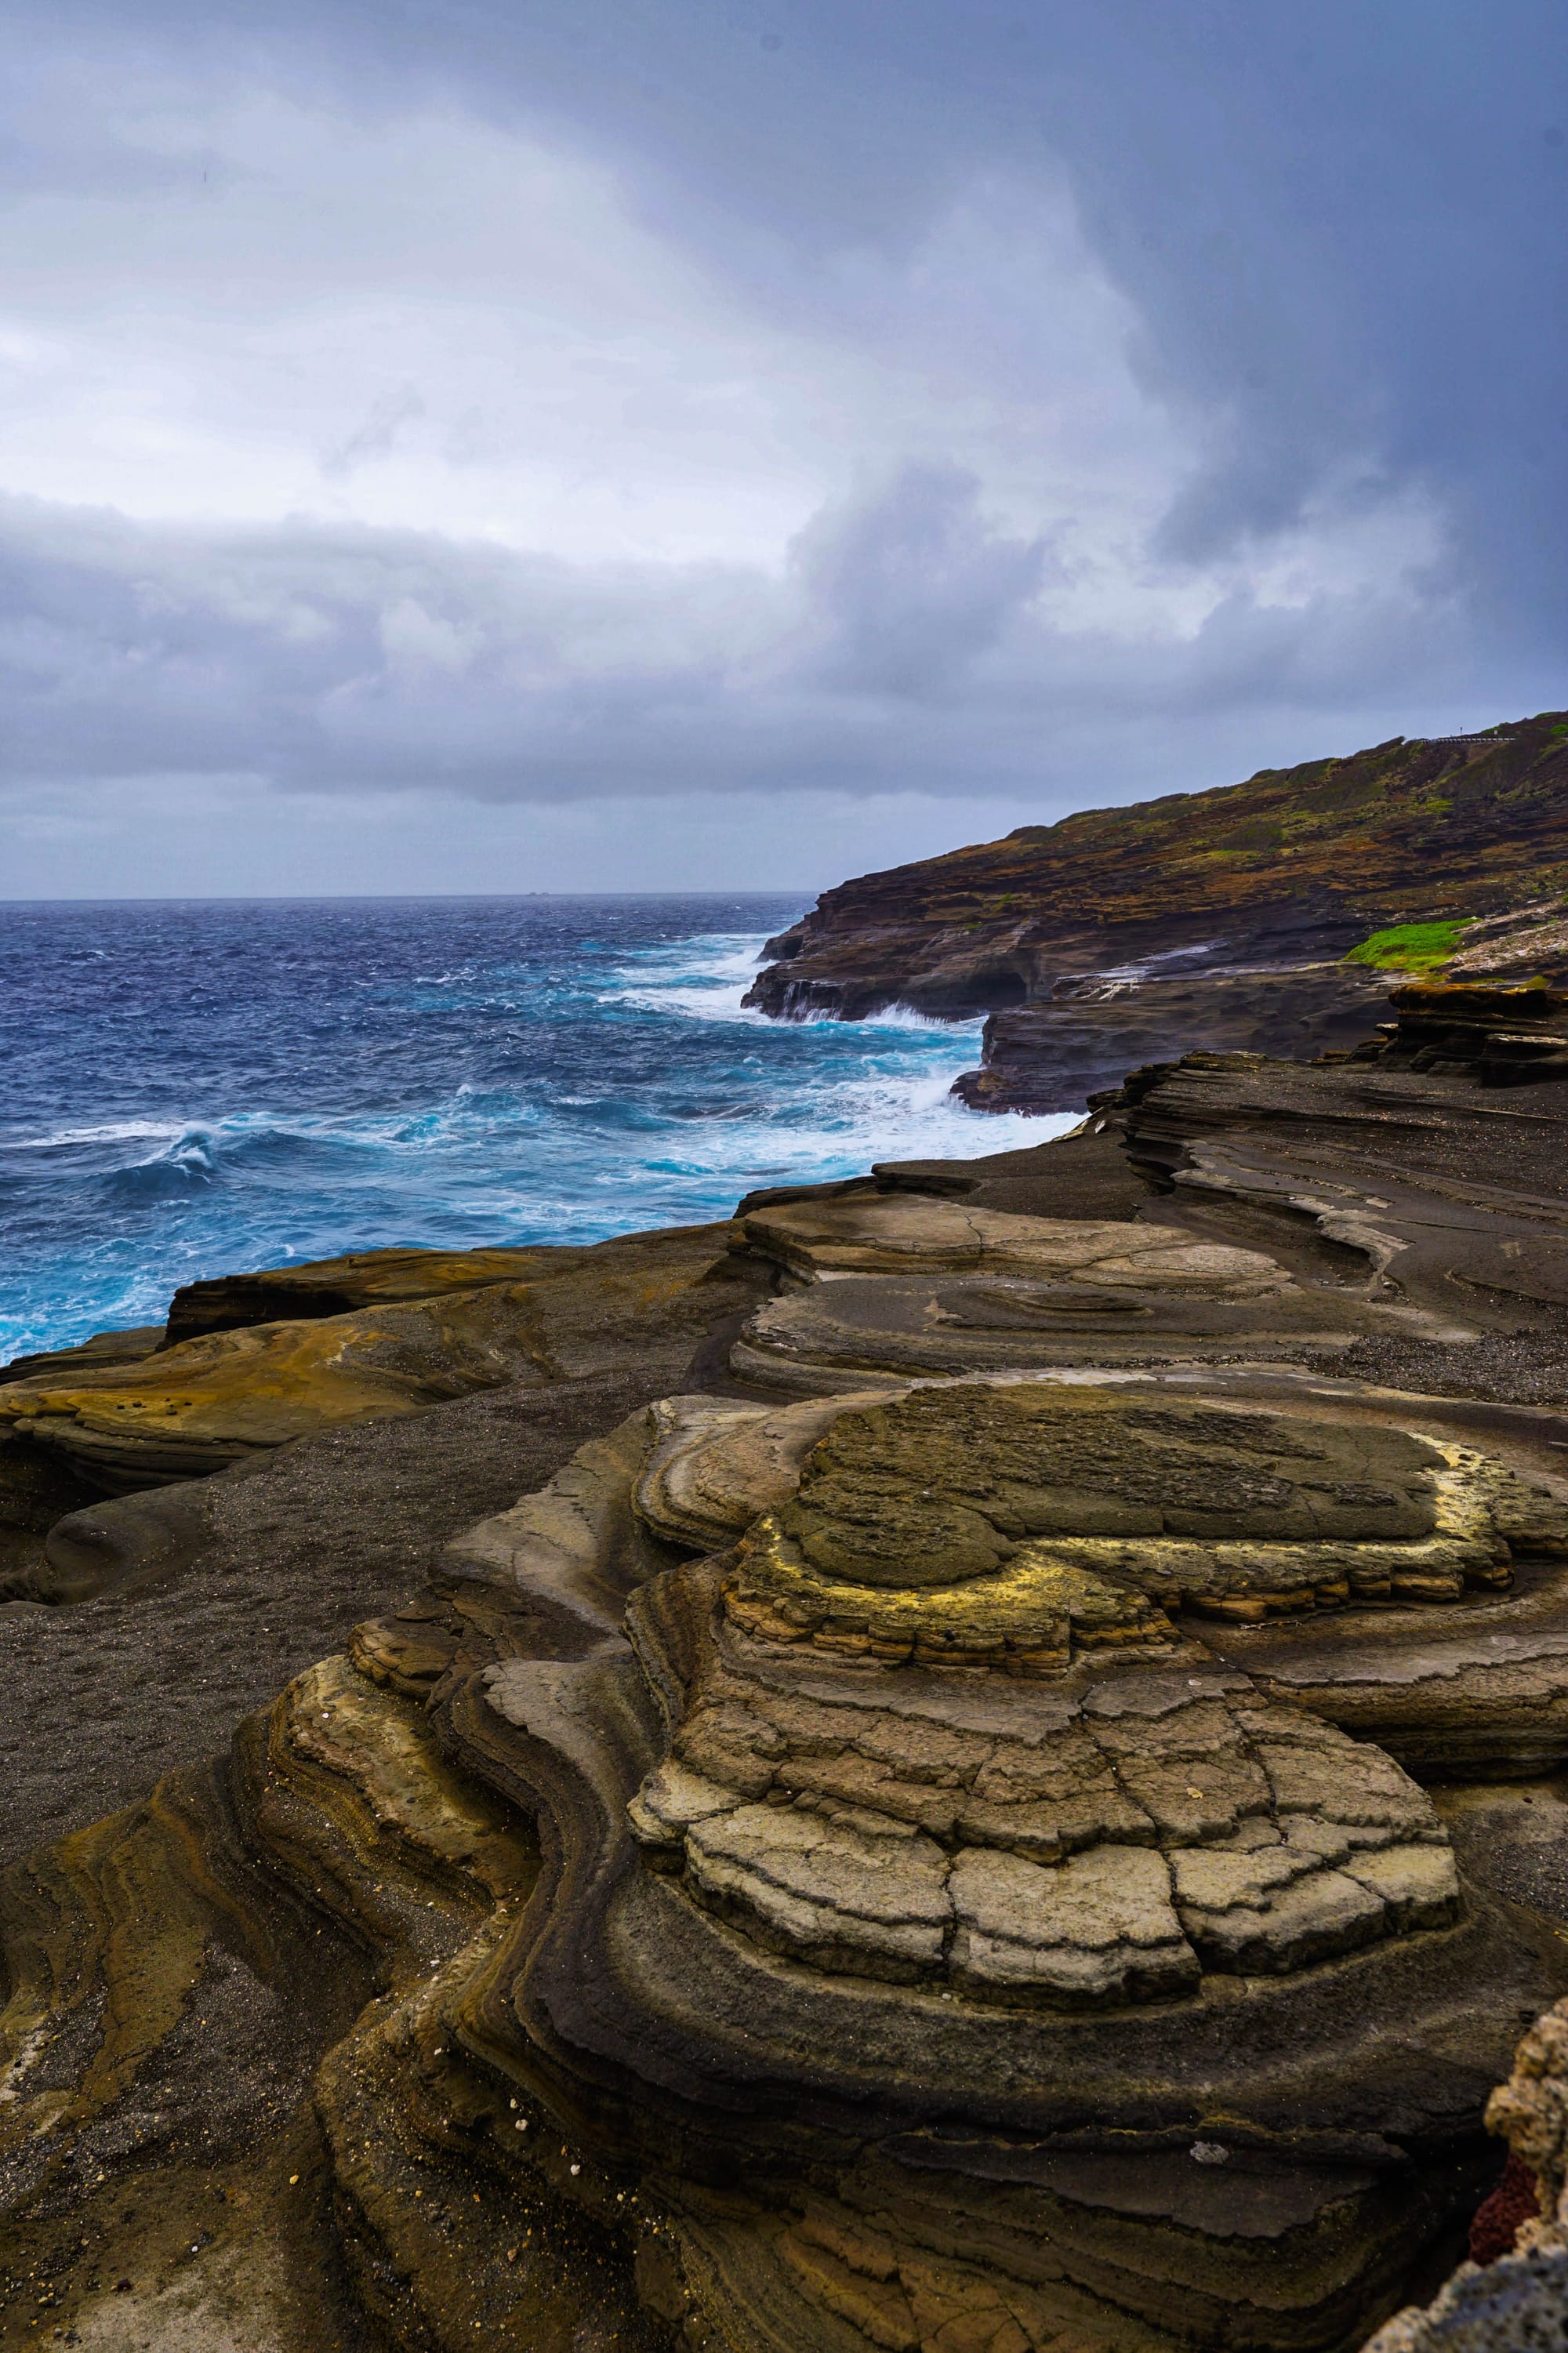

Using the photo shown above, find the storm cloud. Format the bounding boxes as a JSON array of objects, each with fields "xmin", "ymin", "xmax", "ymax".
[{"xmin": 1, "ymin": 0, "xmax": 1561, "ymax": 891}]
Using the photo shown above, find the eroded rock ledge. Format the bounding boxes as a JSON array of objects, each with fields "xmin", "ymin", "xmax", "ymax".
[{"xmin": 9, "ymin": 1064, "xmax": 1568, "ymax": 2351}]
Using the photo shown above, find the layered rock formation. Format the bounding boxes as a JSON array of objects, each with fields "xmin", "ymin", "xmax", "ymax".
[
  {"xmin": 1347, "ymin": 983, "xmax": 1568, "ymax": 1087},
  {"xmin": 11, "ymin": 1033, "xmax": 1568, "ymax": 2350},
  {"xmin": 1364, "ymin": 1995, "xmax": 1568, "ymax": 2351},
  {"xmin": 951, "ymin": 967, "xmax": 1392, "ymax": 1114},
  {"xmin": 746, "ymin": 714, "xmax": 1568, "ymax": 1113},
  {"xmin": 15, "ymin": 1016, "xmax": 1568, "ymax": 2353},
  {"xmin": 0, "ymin": 1222, "xmax": 769, "ymax": 1511},
  {"xmin": 724, "ymin": 1189, "xmax": 1472, "ymax": 1396}
]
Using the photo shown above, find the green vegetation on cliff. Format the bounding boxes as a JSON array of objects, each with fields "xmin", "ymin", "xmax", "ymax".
[{"xmin": 1345, "ymin": 920, "xmax": 1474, "ymax": 974}]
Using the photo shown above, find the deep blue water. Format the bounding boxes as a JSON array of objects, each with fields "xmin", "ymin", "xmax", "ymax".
[{"xmin": 0, "ymin": 896, "xmax": 1068, "ymax": 1360}]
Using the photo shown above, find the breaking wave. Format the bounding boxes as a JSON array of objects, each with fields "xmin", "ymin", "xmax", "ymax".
[{"xmin": 0, "ymin": 896, "xmax": 1074, "ymax": 1359}]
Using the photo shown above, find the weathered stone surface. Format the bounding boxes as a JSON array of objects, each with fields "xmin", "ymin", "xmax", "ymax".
[
  {"xmin": 453, "ymin": 1378, "xmax": 1563, "ymax": 2346},
  {"xmin": 161, "ymin": 1239, "xmax": 652, "ymax": 1345},
  {"xmin": 739, "ymin": 1192, "xmax": 1290, "ymax": 1290},
  {"xmin": 1447, "ymin": 902, "xmax": 1568, "ymax": 984},
  {"xmin": 0, "ymin": 1222, "xmax": 769, "ymax": 1495},
  {"xmin": 0, "ymin": 1372, "xmax": 741, "ymax": 1861},
  {"xmin": 748, "ymin": 720, "xmax": 1568, "ymax": 1026},
  {"xmin": 777, "ymin": 1383, "xmax": 1451, "ymax": 1563},
  {"xmin": 1363, "ymin": 1995, "xmax": 1568, "ymax": 2353},
  {"xmin": 9, "ymin": 1353, "xmax": 1568, "ymax": 2351},
  {"xmin": 729, "ymin": 1269, "xmax": 1464, "ymax": 1391},
  {"xmin": 0, "ymin": 1430, "xmax": 97, "ymax": 1595},
  {"xmin": 0, "ymin": 1283, "xmax": 558, "ymax": 1488},
  {"xmin": 873, "ymin": 1123, "xmax": 1159, "ymax": 1221},
  {"xmin": 614, "ymin": 1379, "xmax": 1490, "ymax": 2023},
  {"xmin": 1112, "ymin": 1052, "xmax": 1568, "ymax": 1330},
  {"xmin": 630, "ymin": 1389, "xmax": 887, "ymax": 1553},
  {"xmin": 953, "ymin": 965, "xmax": 1392, "ymax": 1114},
  {"xmin": 16, "ymin": 1106, "xmax": 1568, "ymax": 2352},
  {"xmin": 727, "ymin": 1186, "xmax": 1475, "ymax": 1395}
]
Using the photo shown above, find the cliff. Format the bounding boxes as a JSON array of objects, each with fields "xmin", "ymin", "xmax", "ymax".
[{"xmin": 746, "ymin": 710, "xmax": 1568, "ymax": 1109}]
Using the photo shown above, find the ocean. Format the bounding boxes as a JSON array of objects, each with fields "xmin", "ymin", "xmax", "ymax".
[{"xmin": 0, "ymin": 895, "xmax": 1069, "ymax": 1361}]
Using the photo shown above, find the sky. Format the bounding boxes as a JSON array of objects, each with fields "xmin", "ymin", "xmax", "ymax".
[{"xmin": 2, "ymin": 0, "xmax": 1564, "ymax": 897}]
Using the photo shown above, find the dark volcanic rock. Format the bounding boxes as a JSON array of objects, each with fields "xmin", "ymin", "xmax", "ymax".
[
  {"xmin": 1366, "ymin": 1999, "xmax": 1568, "ymax": 2351},
  {"xmin": 953, "ymin": 964, "xmax": 1392, "ymax": 1113},
  {"xmin": 1357, "ymin": 982, "xmax": 1568, "ymax": 1087},
  {"xmin": 748, "ymin": 716, "xmax": 1568, "ymax": 1026},
  {"xmin": 1109, "ymin": 1048, "xmax": 1568, "ymax": 1331},
  {"xmin": 16, "ymin": 1091, "xmax": 1568, "ymax": 2351},
  {"xmin": 746, "ymin": 714, "xmax": 1568, "ymax": 1117}
]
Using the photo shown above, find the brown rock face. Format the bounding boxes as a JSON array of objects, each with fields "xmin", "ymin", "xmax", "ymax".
[
  {"xmin": 1352, "ymin": 982, "xmax": 1568, "ymax": 1088},
  {"xmin": 953, "ymin": 965, "xmax": 1392, "ymax": 1113},
  {"xmin": 725, "ymin": 1186, "xmax": 1474, "ymax": 1397},
  {"xmin": 750, "ymin": 717, "xmax": 1568, "ymax": 1022},
  {"xmin": 745, "ymin": 712, "xmax": 1568, "ymax": 1112},
  {"xmin": 1363, "ymin": 1998, "xmax": 1568, "ymax": 2351},
  {"xmin": 0, "ymin": 1223, "xmax": 769, "ymax": 1505}
]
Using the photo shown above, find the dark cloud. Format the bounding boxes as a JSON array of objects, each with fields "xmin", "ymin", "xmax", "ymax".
[
  {"xmin": 0, "ymin": 477, "xmax": 1482, "ymax": 811},
  {"xmin": 791, "ymin": 466, "xmax": 1047, "ymax": 699},
  {"xmin": 0, "ymin": 0, "xmax": 1563, "ymax": 890},
  {"xmin": 27, "ymin": 0, "xmax": 1551, "ymax": 634}
]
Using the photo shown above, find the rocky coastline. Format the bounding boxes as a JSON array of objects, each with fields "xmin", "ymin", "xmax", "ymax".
[
  {"xmin": 745, "ymin": 714, "xmax": 1568, "ymax": 1116},
  {"xmin": 5, "ymin": 962, "xmax": 1568, "ymax": 2348}
]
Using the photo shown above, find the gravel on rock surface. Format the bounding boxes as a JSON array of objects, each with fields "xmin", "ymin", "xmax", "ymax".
[
  {"xmin": 0, "ymin": 1367, "xmax": 685, "ymax": 1866},
  {"xmin": 1319, "ymin": 1329, "xmax": 1568, "ymax": 1407}
]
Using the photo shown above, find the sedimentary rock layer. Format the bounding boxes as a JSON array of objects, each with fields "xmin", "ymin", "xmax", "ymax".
[
  {"xmin": 746, "ymin": 716, "xmax": 1568, "ymax": 1026},
  {"xmin": 11, "ymin": 1080, "xmax": 1568, "ymax": 2351},
  {"xmin": 1364, "ymin": 1995, "xmax": 1568, "ymax": 2352},
  {"xmin": 16, "ymin": 1349, "xmax": 1568, "ymax": 2350},
  {"xmin": 952, "ymin": 965, "xmax": 1391, "ymax": 1114},
  {"xmin": 746, "ymin": 715, "xmax": 1568, "ymax": 1117},
  {"xmin": 723, "ymin": 1186, "xmax": 1473, "ymax": 1395},
  {"xmin": 0, "ymin": 1222, "xmax": 771, "ymax": 1498},
  {"xmin": 1108, "ymin": 1048, "xmax": 1568, "ymax": 1331}
]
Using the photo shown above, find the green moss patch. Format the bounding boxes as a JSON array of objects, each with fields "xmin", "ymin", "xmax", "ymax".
[{"xmin": 1344, "ymin": 919, "xmax": 1472, "ymax": 973}]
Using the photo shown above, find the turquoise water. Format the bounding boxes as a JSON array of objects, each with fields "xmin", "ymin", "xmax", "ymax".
[{"xmin": 0, "ymin": 895, "xmax": 1069, "ymax": 1360}]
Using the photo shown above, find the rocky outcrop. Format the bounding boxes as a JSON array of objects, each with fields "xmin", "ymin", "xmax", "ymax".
[
  {"xmin": 953, "ymin": 966, "xmax": 1392, "ymax": 1113},
  {"xmin": 14, "ymin": 1084, "xmax": 1568, "ymax": 2349},
  {"xmin": 1105, "ymin": 1040, "xmax": 1568, "ymax": 1337},
  {"xmin": 1363, "ymin": 1997, "xmax": 1568, "ymax": 2351},
  {"xmin": 0, "ymin": 1223, "xmax": 771, "ymax": 1501},
  {"xmin": 158, "ymin": 1240, "xmax": 632, "ymax": 1345},
  {"xmin": 724, "ymin": 1189, "xmax": 1471, "ymax": 1396},
  {"xmin": 1341, "ymin": 983, "xmax": 1568, "ymax": 1087},
  {"xmin": 16, "ymin": 1361, "xmax": 1568, "ymax": 2351},
  {"xmin": 746, "ymin": 714, "xmax": 1568, "ymax": 1113},
  {"xmin": 751, "ymin": 718, "xmax": 1568, "ymax": 1022}
]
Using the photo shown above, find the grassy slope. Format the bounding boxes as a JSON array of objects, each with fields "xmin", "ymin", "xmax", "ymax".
[{"xmin": 797, "ymin": 714, "xmax": 1568, "ymax": 948}]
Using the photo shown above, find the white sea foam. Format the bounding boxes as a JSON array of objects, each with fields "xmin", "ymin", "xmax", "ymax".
[
  {"xmin": 3, "ymin": 1121, "xmax": 185, "ymax": 1152},
  {"xmin": 603, "ymin": 935, "xmax": 985, "ymax": 1038},
  {"xmin": 5, "ymin": 904, "xmax": 1085, "ymax": 1363}
]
